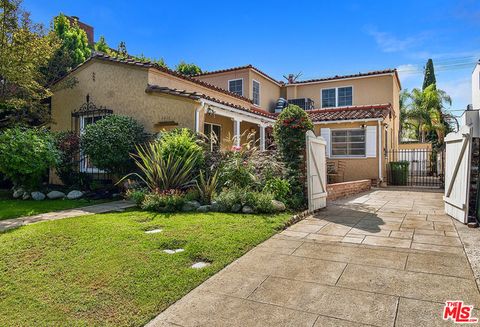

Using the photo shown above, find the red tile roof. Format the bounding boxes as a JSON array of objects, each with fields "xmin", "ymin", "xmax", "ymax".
[
  {"xmin": 52, "ymin": 52, "xmax": 254, "ymax": 105},
  {"xmin": 288, "ymin": 69, "xmax": 400, "ymax": 86},
  {"xmin": 305, "ymin": 104, "xmax": 392, "ymax": 122},
  {"xmin": 194, "ymin": 64, "xmax": 283, "ymax": 85},
  {"xmin": 145, "ymin": 85, "xmax": 276, "ymax": 119}
]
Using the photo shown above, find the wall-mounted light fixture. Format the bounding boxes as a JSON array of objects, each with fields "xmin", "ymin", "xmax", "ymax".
[{"xmin": 206, "ymin": 107, "xmax": 215, "ymax": 116}]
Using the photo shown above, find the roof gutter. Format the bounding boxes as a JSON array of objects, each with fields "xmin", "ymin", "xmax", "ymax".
[
  {"xmin": 285, "ymin": 73, "xmax": 395, "ymax": 86},
  {"xmin": 314, "ymin": 118, "xmax": 383, "ymax": 124},
  {"xmin": 201, "ymin": 98, "xmax": 276, "ymax": 124}
]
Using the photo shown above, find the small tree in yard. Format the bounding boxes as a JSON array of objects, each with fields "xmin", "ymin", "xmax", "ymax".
[
  {"xmin": 273, "ymin": 105, "xmax": 313, "ymax": 209},
  {"xmin": 0, "ymin": 127, "xmax": 59, "ymax": 190},
  {"xmin": 81, "ymin": 115, "xmax": 147, "ymax": 175}
]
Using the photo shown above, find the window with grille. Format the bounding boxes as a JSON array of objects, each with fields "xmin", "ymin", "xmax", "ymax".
[
  {"xmin": 338, "ymin": 86, "xmax": 353, "ymax": 106},
  {"xmin": 204, "ymin": 123, "xmax": 221, "ymax": 151},
  {"xmin": 331, "ymin": 129, "xmax": 366, "ymax": 157},
  {"xmin": 321, "ymin": 88, "xmax": 336, "ymax": 108},
  {"xmin": 252, "ymin": 80, "xmax": 260, "ymax": 105},
  {"xmin": 228, "ymin": 79, "xmax": 243, "ymax": 96}
]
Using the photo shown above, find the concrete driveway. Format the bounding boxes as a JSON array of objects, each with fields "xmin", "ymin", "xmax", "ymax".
[{"xmin": 147, "ymin": 189, "xmax": 480, "ymax": 327}]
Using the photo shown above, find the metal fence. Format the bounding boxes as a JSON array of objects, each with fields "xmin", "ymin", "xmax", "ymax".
[{"xmin": 385, "ymin": 148, "xmax": 445, "ymax": 188}]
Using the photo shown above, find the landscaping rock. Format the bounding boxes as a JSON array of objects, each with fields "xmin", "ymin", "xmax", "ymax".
[
  {"xmin": 197, "ymin": 205, "xmax": 212, "ymax": 213},
  {"xmin": 231, "ymin": 204, "xmax": 242, "ymax": 213},
  {"xmin": 47, "ymin": 191, "xmax": 66, "ymax": 200},
  {"xmin": 22, "ymin": 193, "xmax": 30, "ymax": 200},
  {"xmin": 67, "ymin": 190, "xmax": 83, "ymax": 200},
  {"xmin": 271, "ymin": 200, "xmax": 286, "ymax": 212},
  {"xmin": 242, "ymin": 205, "xmax": 254, "ymax": 214},
  {"xmin": 145, "ymin": 228, "xmax": 163, "ymax": 234},
  {"xmin": 31, "ymin": 192, "xmax": 46, "ymax": 201},
  {"xmin": 211, "ymin": 201, "xmax": 220, "ymax": 212},
  {"xmin": 163, "ymin": 248, "xmax": 185, "ymax": 254},
  {"xmin": 13, "ymin": 188, "xmax": 24, "ymax": 199},
  {"xmin": 182, "ymin": 200, "xmax": 201, "ymax": 212},
  {"xmin": 191, "ymin": 262, "xmax": 211, "ymax": 269}
]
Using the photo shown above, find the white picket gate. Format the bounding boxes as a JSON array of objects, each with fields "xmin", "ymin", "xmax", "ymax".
[
  {"xmin": 444, "ymin": 125, "xmax": 473, "ymax": 223},
  {"xmin": 306, "ymin": 130, "xmax": 328, "ymax": 212}
]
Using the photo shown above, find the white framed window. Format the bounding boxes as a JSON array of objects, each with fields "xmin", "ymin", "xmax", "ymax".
[
  {"xmin": 204, "ymin": 123, "xmax": 221, "ymax": 151},
  {"xmin": 331, "ymin": 129, "xmax": 366, "ymax": 157},
  {"xmin": 321, "ymin": 86, "xmax": 353, "ymax": 108},
  {"xmin": 252, "ymin": 80, "xmax": 260, "ymax": 106},
  {"xmin": 228, "ymin": 78, "xmax": 243, "ymax": 96},
  {"xmin": 80, "ymin": 115, "xmax": 106, "ymax": 173}
]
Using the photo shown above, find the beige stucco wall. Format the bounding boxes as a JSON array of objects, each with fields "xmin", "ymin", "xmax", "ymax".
[
  {"xmin": 193, "ymin": 69, "xmax": 251, "ymax": 99},
  {"xmin": 286, "ymin": 75, "xmax": 396, "ymax": 110},
  {"xmin": 51, "ymin": 60, "xmax": 199, "ymax": 134},
  {"xmin": 314, "ymin": 121, "xmax": 381, "ymax": 182},
  {"xmin": 249, "ymin": 70, "xmax": 281, "ymax": 112},
  {"xmin": 398, "ymin": 142, "xmax": 432, "ymax": 150}
]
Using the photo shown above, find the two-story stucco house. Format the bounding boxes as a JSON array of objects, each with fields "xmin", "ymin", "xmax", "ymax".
[{"xmin": 50, "ymin": 52, "xmax": 401, "ymax": 185}]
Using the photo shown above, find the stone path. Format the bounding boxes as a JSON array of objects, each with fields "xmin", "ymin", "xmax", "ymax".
[
  {"xmin": 0, "ymin": 200, "xmax": 135, "ymax": 232},
  {"xmin": 147, "ymin": 189, "xmax": 480, "ymax": 327}
]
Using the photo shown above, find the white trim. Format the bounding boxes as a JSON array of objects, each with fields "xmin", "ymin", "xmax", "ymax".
[
  {"xmin": 201, "ymin": 99, "xmax": 275, "ymax": 124},
  {"xmin": 314, "ymin": 118, "xmax": 382, "ymax": 124},
  {"xmin": 285, "ymin": 72, "xmax": 395, "ymax": 86},
  {"xmin": 320, "ymin": 85, "xmax": 354, "ymax": 109},
  {"xmin": 204, "ymin": 122, "xmax": 222, "ymax": 151},
  {"xmin": 252, "ymin": 79, "xmax": 261, "ymax": 107},
  {"xmin": 227, "ymin": 78, "xmax": 244, "ymax": 96},
  {"xmin": 330, "ymin": 128, "xmax": 367, "ymax": 158},
  {"xmin": 378, "ymin": 120, "xmax": 383, "ymax": 182},
  {"xmin": 259, "ymin": 125, "xmax": 266, "ymax": 151},
  {"xmin": 233, "ymin": 119, "xmax": 241, "ymax": 147}
]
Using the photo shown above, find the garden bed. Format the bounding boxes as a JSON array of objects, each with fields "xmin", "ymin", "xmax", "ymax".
[{"xmin": 0, "ymin": 209, "xmax": 291, "ymax": 326}]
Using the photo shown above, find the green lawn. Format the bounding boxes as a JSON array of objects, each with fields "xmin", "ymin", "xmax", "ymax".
[
  {"xmin": 0, "ymin": 190, "xmax": 107, "ymax": 220},
  {"xmin": 0, "ymin": 210, "xmax": 291, "ymax": 326}
]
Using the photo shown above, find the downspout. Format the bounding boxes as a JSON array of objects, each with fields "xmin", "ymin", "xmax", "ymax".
[
  {"xmin": 378, "ymin": 120, "xmax": 383, "ymax": 184},
  {"xmin": 195, "ymin": 100, "xmax": 205, "ymax": 133}
]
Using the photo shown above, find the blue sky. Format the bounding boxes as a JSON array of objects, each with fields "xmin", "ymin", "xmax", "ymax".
[{"xmin": 24, "ymin": 0, "xmax": 480, "ymax": 115}]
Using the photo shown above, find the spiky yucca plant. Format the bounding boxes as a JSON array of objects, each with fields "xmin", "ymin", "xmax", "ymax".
[{"xmin": 196, "ymin": 170, "xmax": 219, "ymax": 204}]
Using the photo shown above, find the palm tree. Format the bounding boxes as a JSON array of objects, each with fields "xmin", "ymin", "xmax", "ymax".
[{"xmin": 406, "ymin": 84, "xmax": 451, "ymax": 144}]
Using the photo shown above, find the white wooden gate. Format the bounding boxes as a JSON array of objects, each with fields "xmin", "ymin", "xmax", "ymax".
[
  {"xmin": 306, "ymin": 130, "xmax": 328, "ymax": 212},
  {"xmin": 444, "ymin": 125, "xmax": 472, "ymax": 223}
]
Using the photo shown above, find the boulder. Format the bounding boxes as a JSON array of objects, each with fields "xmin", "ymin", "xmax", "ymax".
[
  {"xmin": 182, "ymin": 200, "xmax": 201, "ymax": 212},
  {"xmin": 210, "ymin": 201, "xmax": 220, "ymax": 212},
  {"xmin": 13, "ymin": 188, "xmax": 24, "ymax": 199},
  {"xmin": 47, "ymin": 191, "xmax": 66, "ymax": 200},
  {"xmin": 196, "ymin": 205, "xmax": 212, "ymax": 213},
  {"xmin": 271, "ymin": 200, "xmax": 286, "ymax": 212},
  {"xmin": 22, "ymin": 193, "xmax": 30, "ymax": 200},
  {"xmin": 242, "ymin": 205, "xmax": 254, "ymax": 214},
  {"xmin": 31, "ymin": 192, "xmax": 46, "ymax": 201},
  {"xmin": 231, "ymin": 203, "xmax": 242, "ymax": 213},
  {"xmin": 67, "ymin": 190, "xmax": 84, "ymax": 200}
]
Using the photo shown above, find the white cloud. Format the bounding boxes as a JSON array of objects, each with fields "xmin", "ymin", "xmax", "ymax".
[
  {"xmin": 366, "ymin": 26, "xmax": 426, "ymax": 53},
  {"xmin": 440, "ymin": 77, "xmax": 471, "ymax": 109}
]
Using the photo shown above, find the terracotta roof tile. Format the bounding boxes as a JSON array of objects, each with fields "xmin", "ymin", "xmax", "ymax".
[
  {"xmin": 145, "ymin": 85, "xmax": 276, "ymax": 119},
  {"xmin": 305, "ymin": 104, "xmax": 392, "ymax": 122},
  {"xmin": 288, "ymin": 69, "xmax": 398, "ymax": 85}
]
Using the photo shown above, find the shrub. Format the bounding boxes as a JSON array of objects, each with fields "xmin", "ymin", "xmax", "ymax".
[
  {"xmin": 157, "ymin": 128, "xmax": 204, "ymax": 165},
  {"xmin": 219, "ymin": 152, "xmax": 256, "ymax": 188},
  {"xmin": 245, "ymin": 191, "xmax": 275, "ymax": 213},
  {"xmin": 0, "ymin": 127, "xmax": 59, "ymax": 190},
  {"xmin": 196, "ymin": 170, "xmax": 219, "ymax": 204},
  {"xmin": 263, "ymin": 177, "xmax": 290, "ymax": 203},
  {"xmin": 214, "ymin": 188, "xmax": 275, "ymax": 213},
  {"xmin": 125, "ymin": 141, "xmax": 198, "ymax": 192},
  {"xmin": 273, "ymin": 105, "xmax": 313, "ymax": 209},
  {"xmin": 126, "ymin": 188, "xmax": 147, "ymax": 206},
  {"xmin": 251, "ymin": 150, "xmax": 287, "ymax": 186},
  {"xmin": 214, "ymin": 188, "xmax": 242, "ymax": 212},
  {"xmin": 81, "ymin": 115, "xmax": 147, "ymax": 174},
  {"xmin": 55, "ymin": 131, "xmax": 81, "ymax": 186},
  {"xmin": 141, "ymin": 190, "xmax": 185, "ymax": 212}
]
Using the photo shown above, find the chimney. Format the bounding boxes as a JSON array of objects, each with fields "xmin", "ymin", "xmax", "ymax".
[{"xmin": 67, "ymin": 16, "xmax": 94, "ymax": 46}]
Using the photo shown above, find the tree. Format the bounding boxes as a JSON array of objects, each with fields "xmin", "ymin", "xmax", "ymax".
[
  {"xmin": 116, "ymin": 41, "xmax": 128, "ymax": 58},
  {"xmin": 94, "ymin": 35, "xmax": 109, "ymax": 53},
  {"xmin": 0, "ymin": 0, "xmax": 57, "ymax": 129},
  {"xmin": 422, "ymin": 58, "xmax": 436, "ymax": 90},
  {"xmin": 52, "ymin": 14, "xmax": 91, "ymax": 67},
  {"xmin": 176, "ymin": 61, "xmax": 202, "ymax": 76}
]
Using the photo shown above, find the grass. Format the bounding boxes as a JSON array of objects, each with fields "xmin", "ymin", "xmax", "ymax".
[
  {"xmin": 0, "ymin": 210, "xmax": 291, "ymax": 326},
  {"xmin": 0, "ymin": 190, "xmax": 108, "ymax": 220}
]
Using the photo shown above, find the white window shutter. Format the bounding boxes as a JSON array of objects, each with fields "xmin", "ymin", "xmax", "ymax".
[
  {"xmin": 366, "ymin": 126, "xmax": 377, "ymax": 157},
  {"xmin": 320, "ymin": 128, "xmax": 331, "ymax": 158}
]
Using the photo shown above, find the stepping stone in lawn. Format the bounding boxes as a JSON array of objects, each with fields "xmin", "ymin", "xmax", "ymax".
[
  {"xmin": 145, "ymin": 228, "xmax": 163, "ymax": 234},
  {"xmin": 191, "ymin": 261, "xmax": 211, "ymax": 269},
  {"xmin": 163, "ymin": 248, "xmax": 185, "ymax": 254}
]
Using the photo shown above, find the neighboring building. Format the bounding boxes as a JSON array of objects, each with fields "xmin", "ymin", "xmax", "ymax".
[
  {"xmin": 50, "ymin": 52, "xmax": 401, "ymax": 185},
  {"xmin": 472, "ymin": 61, "xmax": 480, "ymax": 110}
]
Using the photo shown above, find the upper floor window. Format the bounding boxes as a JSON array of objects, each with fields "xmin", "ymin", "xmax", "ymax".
[
  {"xmin": 252, "ymin": 80, "xmax": 260, "ymax": 106},
  {"xmin": 321, "ymin": 86, "xmax": 353, "ymax": 108},
  {"xmin": 338, "ymin": 86, "xmax": 353, "ymax": 106},
  {"xmin": 321, "ymin": 88, "xmax": 336, "ymax": 108},
  {"xmin": 228, "ymin": 79, "xmax": 243, "ymax": 96}
]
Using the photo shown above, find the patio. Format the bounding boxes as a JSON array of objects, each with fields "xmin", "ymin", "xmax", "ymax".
[{"xmin": 147, "ymin": 189, "xmax": 480, "ymax": 327}]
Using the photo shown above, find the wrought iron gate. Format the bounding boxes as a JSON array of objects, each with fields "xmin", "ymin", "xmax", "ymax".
[{"xmin": 386, "ymin": 148, "xmax": 445, "ymax": 188}]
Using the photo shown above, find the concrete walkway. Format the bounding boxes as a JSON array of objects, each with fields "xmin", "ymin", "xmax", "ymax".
[
  {"xmin": 0, "ymin": 200, "xmax": 135, "ymax": 232},
  {"xmin": 148, "ymin": 189, "xmax": 480, "ymax": 327}
]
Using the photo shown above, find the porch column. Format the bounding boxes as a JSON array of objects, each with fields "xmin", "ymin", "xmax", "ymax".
[
  {"xmin": 259, "ymin": 125, "xmax": 266, "ymax": 151},
  {"xmin": 234, "ymin": 119, "xmax": 241, "ymax": 147}
]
